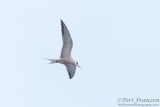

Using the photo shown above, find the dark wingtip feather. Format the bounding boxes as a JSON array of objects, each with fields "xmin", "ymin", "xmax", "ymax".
[
  {"xmin": 61, "ymin": 19, "xmax": 64, "ymax": 35},
  {"xmin": 60, "ymin": 19, "xmax": 64, "ymax": 24},
  {"xmin": 68, "ymin": 72, "xmax": 73, "ymax": 79}
]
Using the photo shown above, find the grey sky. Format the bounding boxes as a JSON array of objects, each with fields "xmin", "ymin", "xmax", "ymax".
[{"xmin": 0, "ymin": 0, "xmax": 160, "ymax": 107}]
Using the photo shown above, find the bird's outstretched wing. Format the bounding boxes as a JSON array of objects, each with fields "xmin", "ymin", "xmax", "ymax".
[
  {"xmin": 60, "ymin": 20, "xmax": 73, "ymax": 58},
  {"xmin": 64, "ymin": 64, "xmax": 76, "ymax": 79}
]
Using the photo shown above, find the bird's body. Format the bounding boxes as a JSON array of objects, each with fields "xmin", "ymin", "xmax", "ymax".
[
  {"xmin": 45, "ymin": 20, "xmax": 80, "ymax": 79},
  {"xmin": 57, "ymin": 58, "xmax": 76, "ymax": 64}
]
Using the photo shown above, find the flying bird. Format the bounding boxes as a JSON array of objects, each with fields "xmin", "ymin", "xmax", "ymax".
[{"xmin": 45, "ymin": 20, "xmax": 81, "ymax": 79}]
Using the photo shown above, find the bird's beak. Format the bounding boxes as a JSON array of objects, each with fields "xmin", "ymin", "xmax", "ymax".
[{"xmin": 78, "ymin": 65, "xmax": 81, "ymax": 69}]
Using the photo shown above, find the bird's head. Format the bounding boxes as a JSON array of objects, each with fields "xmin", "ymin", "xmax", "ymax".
[{"xmin": 76, "ymin": 61, "xmax": 81, "ymax": 69}]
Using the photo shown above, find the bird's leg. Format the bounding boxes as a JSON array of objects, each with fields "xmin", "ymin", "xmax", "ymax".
[{"xmin": 56, "ymin": 60, "xmax": 59, "ymax": 63}]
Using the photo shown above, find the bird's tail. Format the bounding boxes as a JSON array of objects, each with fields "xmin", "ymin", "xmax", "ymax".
[{"xmin": 44, "ymin": 58, "xmax": 57, "ymax": 64}]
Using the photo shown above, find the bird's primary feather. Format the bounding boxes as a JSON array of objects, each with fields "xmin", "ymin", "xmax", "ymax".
[
  {"xmin": 65, "ymin": 64, "xmax": 76, "ymax": 79},
  {"xmin": 60, "ymin": 20, "xmax": 73, "ymax": 58}
]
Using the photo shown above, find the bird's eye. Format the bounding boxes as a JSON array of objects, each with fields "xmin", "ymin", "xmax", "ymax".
[{"xmin": 76, "ymin": 62, "xmax": 78, "ymax": 64}]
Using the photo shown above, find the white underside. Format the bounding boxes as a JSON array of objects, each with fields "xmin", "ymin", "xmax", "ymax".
[{"xmin": 58, "ymin": 58, "xmax": 75, "ymax": 65}]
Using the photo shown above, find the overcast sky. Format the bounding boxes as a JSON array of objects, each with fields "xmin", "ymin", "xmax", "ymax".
[{"xmin": 0, "ymin": 0, "xmax": 160, "ymax": 107}]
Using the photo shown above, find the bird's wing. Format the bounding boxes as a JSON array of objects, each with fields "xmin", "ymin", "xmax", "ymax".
[
  {"xmin": 60, "ymin": 20, "xmax": 73, "ymax": 58},
  {"xmin": 64, "ymin": 64, "xmax": 76, "ymax": 79}
]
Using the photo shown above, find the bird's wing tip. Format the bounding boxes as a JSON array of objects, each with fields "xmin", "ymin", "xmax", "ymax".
[
  {"xmin": 60, "ymin": 19, "xmax": 63, "ymax": 23},
  {"xmin": 68, "ymin": 72, "xmax": 73, "ymax": 79},
  {"xmin": 61, "ymin": 20, "xmax": 64, "ymax": 35}
]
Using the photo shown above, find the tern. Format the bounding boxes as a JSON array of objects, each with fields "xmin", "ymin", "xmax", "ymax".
[{"xmin": 45, "ymin": 20, "xmax": 81, "ymax": 79}]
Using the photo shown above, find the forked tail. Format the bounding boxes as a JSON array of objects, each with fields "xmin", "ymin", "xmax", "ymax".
[{"xmin": 44, "ymin": 58, "xmax": 57, "ymax": 64}]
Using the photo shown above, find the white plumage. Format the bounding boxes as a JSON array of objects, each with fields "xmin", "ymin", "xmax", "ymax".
[{"xmin": 45, "ymin": 20, "xmax": 81, "ymax": 79}]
